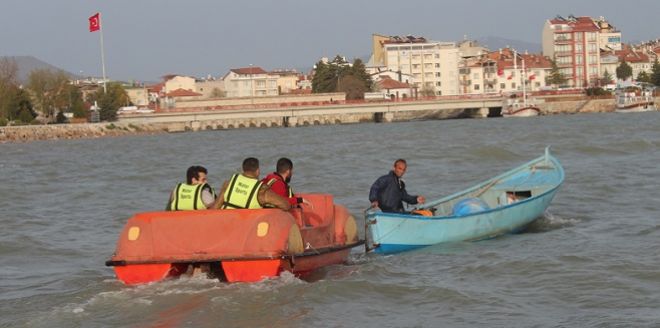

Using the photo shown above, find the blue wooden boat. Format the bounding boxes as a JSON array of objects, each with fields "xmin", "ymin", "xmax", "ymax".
[{"xmin": 365, "ymin": 147, "xmax": 564, "ymax": 254}]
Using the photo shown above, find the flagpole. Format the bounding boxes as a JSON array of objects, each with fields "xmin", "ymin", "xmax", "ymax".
[{"xmin": 99, "ymin": 13, "xmax": 107, "ymax": 93}]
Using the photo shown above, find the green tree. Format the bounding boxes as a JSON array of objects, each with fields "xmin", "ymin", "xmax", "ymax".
[
  {"xmin": 636, "ymin": 71, "xmax": 651, "ymax": 83},
  {"xmin": 348, "ymin": 58, "xmax": 373, "ymax": 91},
  {"xmin": 420, "ymin": 85, "xmax": 436, "ymax": 97},
  {"xmin": 61, "ymin": 84, "xmax": 86, "ymax": 118},
  {"xmin": 338, "ymin": 75, "xmax": 368, "ymax": 100},
  {"xmin": 615, "ymin": 60, "xmax": 633, "ymax": 81},
  {"xmin": 0, "ymin": 58, "xmax": 19, "ymax": 120},
  {"xmin": 545, "ymin": 59, "xmax": 567, "ymax": 87},
  {"xmin": 210, "ymin": 87, "xmax": 226, "ymax": 98},
  {"xmin": 651, "ymin": 59, "xmax": 660, "ymax": 86},
  {"xmin": 8, "ymin": 88, "xmax": 37, "ymax": 123},
  {"xmin": 312, "ymin": 61, "xmax": 337, "ymax": 93},
  {"xmin": 89, "ymin": 82, "xmax": 129, "ymax": 121},
  {"xmin": 600, "ymin": 69, "xmax": 614, "ymax": 86},
  {"xmin": 27, "ymin": 69, "xmax": 70, "ymax": 121}
]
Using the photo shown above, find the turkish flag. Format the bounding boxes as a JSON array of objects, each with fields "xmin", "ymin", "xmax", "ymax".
[
  {"xmin": 497, "ymin": 68, "xmax": 504, "ymax": 76},
  {"xmin": 89, "ymin": 13, "xmax": 100, "ymax": 32},
  {"xmin": 529, "ymin": 74, "xmax": 536, "ymax": 80},
  {"xmin": 507, "ymin": 74, "xmax": 513, "ymax": 80}
]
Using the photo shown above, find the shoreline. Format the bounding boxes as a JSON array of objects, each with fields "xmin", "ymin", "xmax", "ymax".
[{"xmin": 0, "ymin": 96, "xmax": 652, "ymax": 144}]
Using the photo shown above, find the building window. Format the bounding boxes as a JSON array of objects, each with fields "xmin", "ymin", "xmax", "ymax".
[
  {"xmin": 435, "ymin": 63, "xmax": 440, "ymax": 68},
  {"xmin": 474, "ymin": 84, "xmax": 480, "ymax": 90},
  {"xmin": 500, "ymin": 83, "xmax": 505, "ymax": 89},
  {"xmin": 511, "ymin": 83, "xmax": 516, "ymax": 89},
  {"xmin": 473, "ymin": 73, "xmax": 479, "ymax": 79},
  {"xmin": 435, "ymin": 72, "xmax": 441, "ymax": 77},
  {"xmin": 436, "ymin": 82, "xmax": 442, "ymax": 86}
]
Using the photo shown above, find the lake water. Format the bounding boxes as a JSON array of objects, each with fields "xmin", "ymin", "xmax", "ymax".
[{"xmin": 1, "ymin": 112, "xmax": 659, "ymax": 327}]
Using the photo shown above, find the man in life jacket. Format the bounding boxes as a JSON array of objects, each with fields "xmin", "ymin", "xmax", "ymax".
[
  {"xmin": 212, "ymin": 157, "xmax": 290, "ymax": 210},
  {"xmin": 167, "ymin": 165, "xmax": 216, "ymax": 211},
  {"xmin": 262, "ymin": 157, "xmax": 309, "ymax": 207}
]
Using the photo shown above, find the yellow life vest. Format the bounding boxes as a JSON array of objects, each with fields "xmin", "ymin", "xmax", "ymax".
[
  {"xmin": 170, "ymin": 183, "xmax": 214, "ymax": 211},
  {"xmin": 222, "ymin": 174, "xmax": 263, "ymax": 209}
]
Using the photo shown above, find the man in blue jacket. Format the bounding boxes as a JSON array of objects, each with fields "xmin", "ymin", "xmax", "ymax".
[{"xmin": 369, "ymin": 159, "xmax": 425, "ymax": 213}]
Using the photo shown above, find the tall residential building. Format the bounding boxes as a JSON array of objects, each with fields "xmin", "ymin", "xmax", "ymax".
[
  {"xmin": 369, "ymin": 34, "xmax": 460, "ymax": 96},
  {"xmin": 542, "ymin": 15, "xmax": 620, "ymax": 87}
]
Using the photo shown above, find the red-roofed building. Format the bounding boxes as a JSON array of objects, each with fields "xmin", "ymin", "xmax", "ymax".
[
  {"xmin": 165, "ymin": 88, "xmax": 202, "ymax": 98},
  {"xmin": 222, "ymin": 66, "xmax": 279, "ymax": 97},
  {"xmin": 614, "ymin": 45, "xmax": 653, "ymax": 80},
  {"xmin": 542, "ymin": 15, "xmax": 621, "ymax": 87},
  {"xmin": 372, "ymin": 76, "xmax": 413, "ymax": 99},
  {"xmin": 459, "ymin": 48, "xmax": 552, "ymax": 94}
]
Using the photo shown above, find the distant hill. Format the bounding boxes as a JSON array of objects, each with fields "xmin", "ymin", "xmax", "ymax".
[
  {"xmin": 477, "ymin": 36, "xmax": 542, "ymax": 54},
  {"xmin": 1, "ymin": 56, "xmax": 76, "ymax": 83}
]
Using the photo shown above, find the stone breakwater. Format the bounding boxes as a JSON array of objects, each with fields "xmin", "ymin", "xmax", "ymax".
[
  {"xmin": 1, "ymin": 97, "xmax": 656, "ymax": 143},
  {"xmin": 0, "ymin": 123, "xmax": 169, "ymax": 143}
]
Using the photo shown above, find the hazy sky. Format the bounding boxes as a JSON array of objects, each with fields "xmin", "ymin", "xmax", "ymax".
[{"xmin": 2, "ymin": 0, "xmax": 658, "ymax": 81}]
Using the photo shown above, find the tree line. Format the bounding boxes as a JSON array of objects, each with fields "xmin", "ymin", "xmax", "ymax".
[{"xmin": 0, "ymin": 58, "xmax": 129, "ymax": 126}]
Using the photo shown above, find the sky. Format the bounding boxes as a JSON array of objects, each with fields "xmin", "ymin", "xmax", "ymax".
[{"xmin": 2, "ymin": 0, "xmax": 659, "ymax": 82}]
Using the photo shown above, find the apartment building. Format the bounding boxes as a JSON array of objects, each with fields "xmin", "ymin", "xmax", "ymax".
[
  {"xmin": 369, "ymin": 34, "xmax": 460, "ymax": 96},
  {"xmin": 223, "ymin": 67, "xmax": 279, "ymax": 98},
  {"xmin": 162, "ymin": 75, "xmax": 196, "ymax": 94},
  {"xmin": 542, "ymin": 15, "xmax": 620, "ymax": 87},
  {"xmin": 616, "ymin": 46, "xmax": 653, "ymax": 80},
  {"xmin": 460, "ymin": 48, "xmax": 552, "ymax": 94},
  {"xmin": 124, "ymin": 87, "xmax": 149, "ymax": 107},
  {"xmin": 269, "ymin": 69, "xmax": 301, "ymax": 94}
]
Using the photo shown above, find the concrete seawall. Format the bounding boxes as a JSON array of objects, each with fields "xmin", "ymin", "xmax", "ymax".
[{"xmin": 2, "ymin": 96, "xmax": 656, "ymax": 143}]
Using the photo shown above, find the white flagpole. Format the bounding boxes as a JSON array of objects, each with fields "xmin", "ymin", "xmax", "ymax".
[{"xmin": 98, "ymin": 13, "xmax": 107, "ymax": 93}]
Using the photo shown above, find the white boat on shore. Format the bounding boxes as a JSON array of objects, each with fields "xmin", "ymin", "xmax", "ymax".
[
  {"xmin": 502, "ymin": 95, "xmax": 541, "ymax": 117},
  {"xmin": 501, "ymin": 49, "xmax": 541, "ymax": 118},
  {"xmin": 615, "ymin": 83, "xmax": 656, "ymax": 113}
]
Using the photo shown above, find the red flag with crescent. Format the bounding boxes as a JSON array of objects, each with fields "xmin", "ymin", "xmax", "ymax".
[{"xmin": 89, "ymin": 13, "xmax": 100, "ymax": 32}]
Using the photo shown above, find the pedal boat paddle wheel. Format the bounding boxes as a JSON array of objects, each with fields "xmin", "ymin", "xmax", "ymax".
[{"xmin": 106, "ymin": 193, "xmax": 362, "ymax": 284}]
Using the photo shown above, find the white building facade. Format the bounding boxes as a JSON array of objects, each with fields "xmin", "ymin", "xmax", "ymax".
[{"xmin": 223, "ymin": 67, "xmax": 279, "ymax": 98}]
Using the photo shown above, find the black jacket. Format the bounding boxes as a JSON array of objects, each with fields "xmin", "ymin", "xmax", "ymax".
[{"xmin": 369, "ymin": 171, "xmax": 418, "ymax": 213}]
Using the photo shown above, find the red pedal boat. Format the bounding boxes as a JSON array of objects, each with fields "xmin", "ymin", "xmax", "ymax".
[{"xmin": 106, "ymin": 193, "xmax": 362, "ymax": 284}]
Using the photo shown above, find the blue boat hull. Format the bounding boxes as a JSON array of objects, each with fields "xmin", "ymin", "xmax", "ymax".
[{"xmin": 366, "ymin": 148, "xmax": 564, "ymax": 254}]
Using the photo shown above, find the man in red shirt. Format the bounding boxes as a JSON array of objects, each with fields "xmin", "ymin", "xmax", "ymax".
[{"xmin": 262, "ymin": 158, "xmax": 306, "ymax": 207}]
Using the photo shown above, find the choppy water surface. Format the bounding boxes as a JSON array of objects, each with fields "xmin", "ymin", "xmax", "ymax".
[{"xmin": 1, "ymin": 112, "xmax": 659, "ymax": 327}]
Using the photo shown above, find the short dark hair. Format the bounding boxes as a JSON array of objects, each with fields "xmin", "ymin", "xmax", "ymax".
[
  {"xmin": 394, "ymin": 159, "xmax": 407, "ymax": 166},
  {"xmin": 276, "ymin": 157, "xmax": 293, "ymax": 174},
  {"xmin": 186, "ymin": 165, "xmax": 208, "ymax": 184},
  {"xmin": 242, "ymin": 157, "xmax": 260, "ymax": 173}
]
